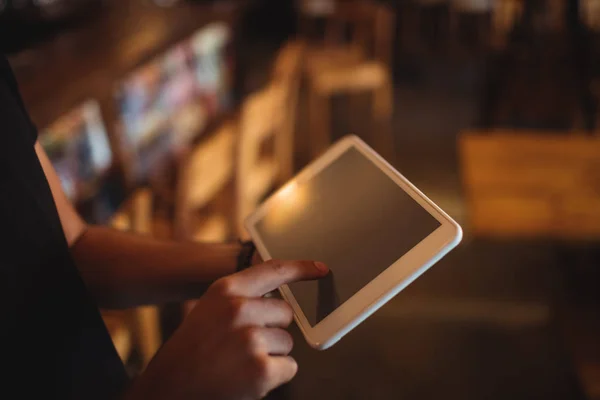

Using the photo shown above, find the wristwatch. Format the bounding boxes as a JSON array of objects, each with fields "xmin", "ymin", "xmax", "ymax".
[{"xmin": 236, "ymin": 240, "xmax": 256, "ymax": 272}]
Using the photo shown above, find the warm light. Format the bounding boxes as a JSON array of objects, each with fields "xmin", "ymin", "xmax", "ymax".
[
  {"xmin": 278, "ymin": 181, "xmax": 298, "ymax": 200},
  {"xmin": 264, "ymin": 180, "xmax": 309, "ymax": 231}
]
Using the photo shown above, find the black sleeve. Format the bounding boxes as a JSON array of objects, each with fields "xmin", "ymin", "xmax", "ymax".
[{"xmin": 0, "ymin": 55, "xmax": 39, "ymax": 144}]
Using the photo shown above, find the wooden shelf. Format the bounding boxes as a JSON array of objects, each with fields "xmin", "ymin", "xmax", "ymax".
[{"xmin": 9, "ymin": 0, "xmax": 245, "ymax": 130}]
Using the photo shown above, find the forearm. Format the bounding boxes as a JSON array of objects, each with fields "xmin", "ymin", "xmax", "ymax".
[{"xmin": 70, "ymin": 226, "xmax": 241, "ymax": 308}]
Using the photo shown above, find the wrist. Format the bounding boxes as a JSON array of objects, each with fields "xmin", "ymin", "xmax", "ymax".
[
  {"xmin": 222, "ymin": 242, "xmax": 243, "ymax": 276},
  {"xmin": 199, "ymin": 242, "xmax": 242, "ymax": 280}
]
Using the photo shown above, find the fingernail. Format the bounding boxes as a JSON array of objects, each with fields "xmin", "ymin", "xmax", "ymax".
[{"xmin": 314, "ymin": 262, "xmax": 329, "ymax": 273}]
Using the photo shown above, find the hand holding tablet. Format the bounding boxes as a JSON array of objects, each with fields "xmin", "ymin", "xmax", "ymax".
[{"xmin": 245, "ymin": 136, "xmax": 462, "ymax": 350}]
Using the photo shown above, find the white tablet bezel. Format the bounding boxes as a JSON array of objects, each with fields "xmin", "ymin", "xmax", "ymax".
[{"xmin": 245, "ymin": 135, "xmax": 462, "ymax": 350}]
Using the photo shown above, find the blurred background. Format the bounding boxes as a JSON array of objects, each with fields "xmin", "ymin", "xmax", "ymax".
[{"xmin": 2, "ymin": 0, "xmax": 600, "ymax": 398}]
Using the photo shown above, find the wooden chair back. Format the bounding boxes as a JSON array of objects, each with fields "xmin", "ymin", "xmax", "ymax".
[
  {"xmin": 451, "ymin": 0, "xmax": 493, "ymax": 14},
  {"xmin": 581, "ymin": 0, "xmax": 600, "ymax": 31},
  {"xmin": 236, "ymin": 42, "xmax": 304, "ymax": 237},
  {"xmin": 300, "ymin": 0, "xmax": 395, "ymax": 67},
  {"xmin": 175, "ymin": 123, "xmax": 237, "ymax": 242},
  {"xmin": 273, "ymin": 41, "xmax": 305, "ymax": 180},
  {"xmin": 492, "ymin": 0, "xmax": 523, "ymax": 43},
  {"xmin": 236, "ymin": 85, "xmax": 287, "ymax": 238}
]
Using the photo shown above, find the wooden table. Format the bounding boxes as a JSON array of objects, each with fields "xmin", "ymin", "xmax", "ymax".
[{"xmin": 460, "ymin": 130, "xmax": 600, "ymax": 239}]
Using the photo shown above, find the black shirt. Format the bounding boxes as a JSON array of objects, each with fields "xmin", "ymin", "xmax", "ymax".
[{"xmin": 0, "ymin": 57, "xmax": 129, "ymax": 398}]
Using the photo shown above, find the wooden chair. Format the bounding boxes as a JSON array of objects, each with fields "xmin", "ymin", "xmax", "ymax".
[
  {"xmin": 175, "ymin": 123, "xmax": 237, "ymax": 243},
  {"xmin": 103, "ymin": 189, "xmax": 162, "ymax": 368},
  {"xmin": 272, "ymin": 41, "xmax": 306, "ymax": 180},
  {"xmin": 582, "ymin": 0, "xmax": 600, "ymax": 31},
  {"xmin": 448, "ymin": 0, "xmax": 493, "ymax": 51},
  {"xmin": 301, "ymin": 0, "xmax": 396, "ymax": 159},
  {"xmin": 400, "ymin": 0, "xmax": 450, "ymax": 52},
  {"xmin": 236, "ymin": 42, "xmax": 304, "ymax": 238},
  {"xmin": 298, "ymin": 0, "xmax": 336, "ymax": 16},
  {"xmin": 535, "ymin": 0, "xmax": 566, "ymax": 34},
  {"xmin": 490, "ymin": 0, "xmax": 523, "ymax": 49}
]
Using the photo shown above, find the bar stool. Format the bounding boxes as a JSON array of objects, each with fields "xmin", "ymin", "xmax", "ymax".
[{"xmin": 301, "ymin": 0, "xmax": 396, "ymax": 159}]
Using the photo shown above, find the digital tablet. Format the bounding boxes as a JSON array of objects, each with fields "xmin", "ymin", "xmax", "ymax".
[{"xmin": 245, "ymin": 136, "xmax": 462, "ymax": 350}]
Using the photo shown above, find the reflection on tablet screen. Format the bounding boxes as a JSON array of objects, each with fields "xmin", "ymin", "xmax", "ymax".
[{"xmin": 254, "ymin": 147, "xmax": 442, "ymax": 326}]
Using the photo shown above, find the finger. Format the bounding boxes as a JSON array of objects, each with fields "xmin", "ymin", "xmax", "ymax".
[
  {"xmin": 228, "ymin": 259, "xmax": 329, "ymax": 297},
  {"xmin": 258, "ymin": 328, "xmax": 294, "ymax": 356},
  {"xmin": 264, "ymin": 356, "xmax": 298, "ymax": 393},
  {"xmin": 239, "ymin": 328, "xmax": 294, "ymax": 358},
  {"xmin": 234, "ymin": 298, "xmax": 294, "ymax": 328}
]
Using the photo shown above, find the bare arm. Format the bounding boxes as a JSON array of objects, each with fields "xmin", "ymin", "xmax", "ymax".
[
  {"xmin": 71, "ymin": 227, "xmax": 240, "ymax": 308},
  {"xmin": 35, "ymin": 141, "xmax": 240, "ymax": 308},
  {"xmin": 36, "ymin": 141, "xmax": 329, "ymax": 399}
]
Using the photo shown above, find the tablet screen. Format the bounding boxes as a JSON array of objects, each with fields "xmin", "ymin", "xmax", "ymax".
[{"xmin": 254, "ymin": 146, "xmax": 442, "ymax": 326}]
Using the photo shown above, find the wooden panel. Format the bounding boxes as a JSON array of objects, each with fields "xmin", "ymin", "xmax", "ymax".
[
  {"xmin": 460, "ymin": 131, "xmax": 600, "ymax": 239},
  {"xmin": 185, "ymin": 125, "xmax": 235, "ymax": 209}
]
